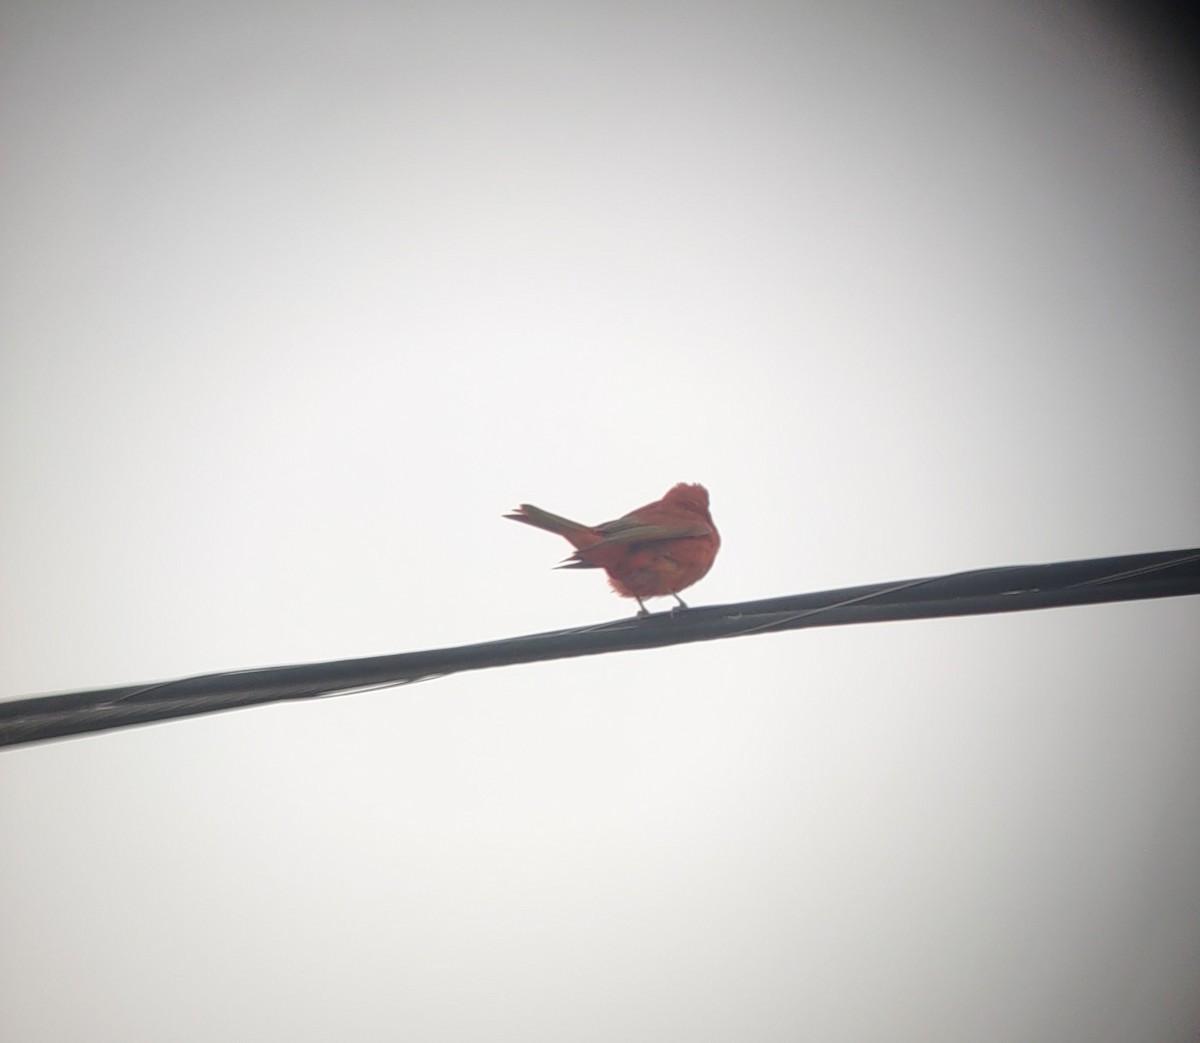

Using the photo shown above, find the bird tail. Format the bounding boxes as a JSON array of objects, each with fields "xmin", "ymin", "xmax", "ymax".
[{"xmin": 503, "ymin": 503, "xmax": 599, "ymax": 549}]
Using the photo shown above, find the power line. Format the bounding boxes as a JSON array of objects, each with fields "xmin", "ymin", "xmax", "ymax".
[{"xmin": 2, "ymin": 546, "xmax": 1197, "ymax": 748}]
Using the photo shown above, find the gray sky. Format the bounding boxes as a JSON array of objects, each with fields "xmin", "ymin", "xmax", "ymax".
[{"xmin": 2, "ymin": 2, "xmax": 1198, "ymax": 1041}]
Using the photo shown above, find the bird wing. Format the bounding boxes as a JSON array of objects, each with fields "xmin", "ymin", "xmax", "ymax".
[{"xmin": 589, "ymin": 517, "xmax": 710, "ymax": 547}]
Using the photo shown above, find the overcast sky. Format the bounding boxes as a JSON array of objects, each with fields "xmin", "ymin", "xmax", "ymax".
[{"xmin": 2, "ymin": 2, "xmax": 1198, "ymax": 1041}]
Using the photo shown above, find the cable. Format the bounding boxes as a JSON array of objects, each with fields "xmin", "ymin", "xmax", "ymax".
[{"xmin": 2, "ymin": 547, "xmax": 1197, "ymax": 748}]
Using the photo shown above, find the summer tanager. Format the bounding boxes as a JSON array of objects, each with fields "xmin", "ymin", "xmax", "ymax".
[{"xmin": 504, "ymin": 482, "xmax": 719, "ymax": 615}]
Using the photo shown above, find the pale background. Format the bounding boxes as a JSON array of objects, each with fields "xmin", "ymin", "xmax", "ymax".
[{"xmin": 2, "ymin": 2, "xmax": 1198, "ymax": 1041}]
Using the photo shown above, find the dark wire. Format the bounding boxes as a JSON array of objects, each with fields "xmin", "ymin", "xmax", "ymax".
[{"xmin": 2, "ymin": 547, "xmax": 1197, "ymax": 748}]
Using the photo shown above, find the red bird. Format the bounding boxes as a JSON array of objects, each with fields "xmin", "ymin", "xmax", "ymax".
[{"xmin": 505, "ymin": 483, "xmax": 720, "ymax": 615}]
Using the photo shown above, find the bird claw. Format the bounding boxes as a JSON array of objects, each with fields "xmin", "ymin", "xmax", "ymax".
[{"xmin": 634, "ymin": 595, "xmax": 688, "ymax": 619}]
